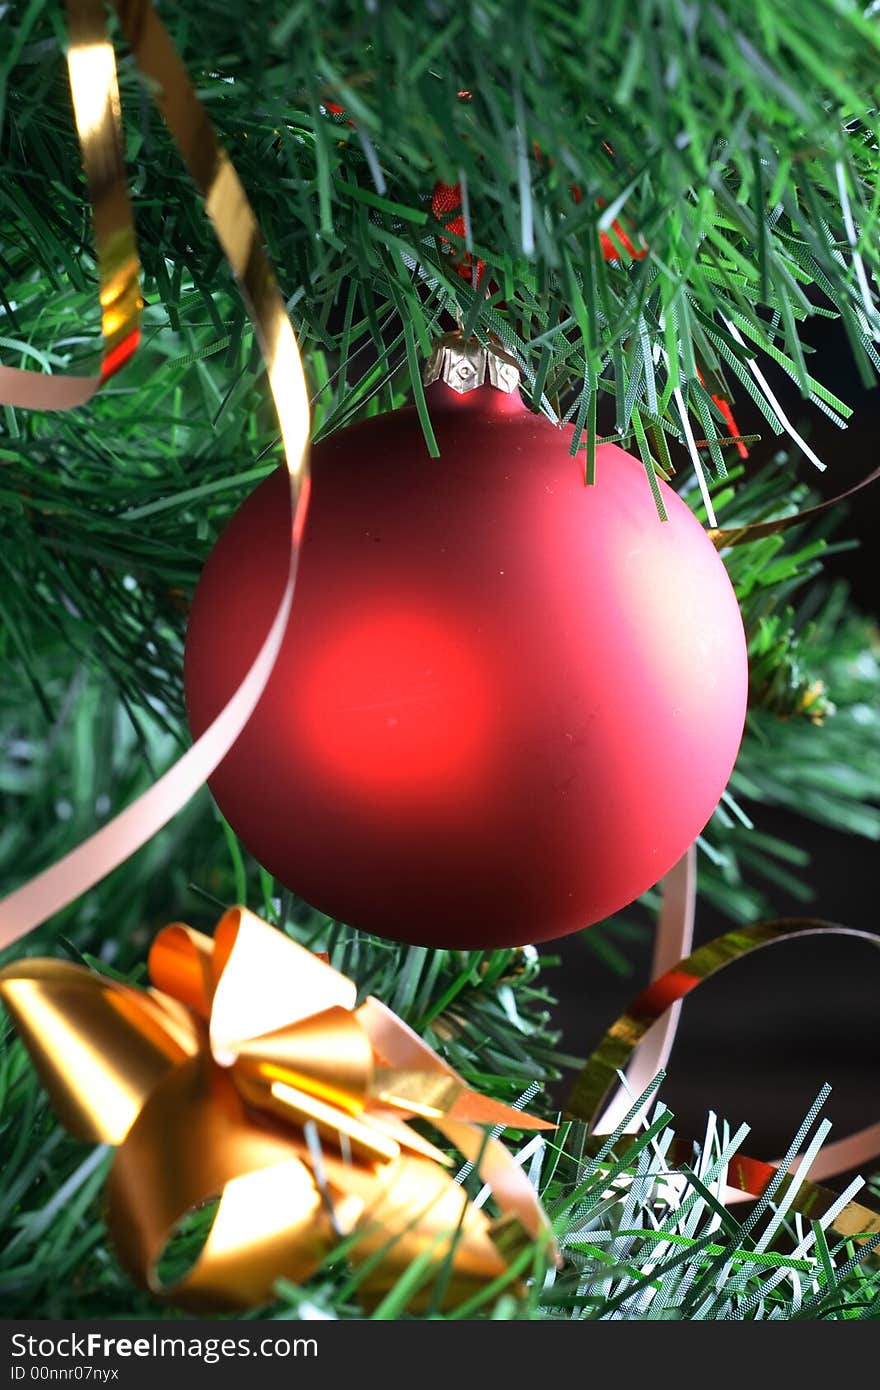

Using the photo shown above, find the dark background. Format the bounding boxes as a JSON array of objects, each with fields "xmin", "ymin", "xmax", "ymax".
[{"xmin": 552, "ymin": 315, "xmax": 880, "ymax": 1164}]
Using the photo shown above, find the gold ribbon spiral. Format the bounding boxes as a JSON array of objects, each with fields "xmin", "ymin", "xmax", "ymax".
[
  {"xmin": 567, "ymin": 861, "xmax": 880, "ymax": 1250},
  {"xmin": 0, "ymin": 0, "xmax": 311, "ymax": 945}
]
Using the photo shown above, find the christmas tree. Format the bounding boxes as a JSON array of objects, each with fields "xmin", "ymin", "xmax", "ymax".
[{"xmin": 1, "ymin": 0, "xmax": 880, "ymax": 1320}]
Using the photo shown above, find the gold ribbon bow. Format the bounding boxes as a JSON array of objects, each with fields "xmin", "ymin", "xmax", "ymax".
[{"xmin": 0, "ymin": 910, "xmax": 555, "ymax": 1312}]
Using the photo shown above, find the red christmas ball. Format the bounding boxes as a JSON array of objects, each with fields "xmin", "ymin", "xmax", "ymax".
[{"xmin": 185, "ymin": 383, "xmax": 747, "ymax": 948}]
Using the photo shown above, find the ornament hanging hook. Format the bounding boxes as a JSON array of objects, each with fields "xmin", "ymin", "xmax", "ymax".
[{"xmin": 424, "ymin": 332, "xmax": 520, "ymax": 394}]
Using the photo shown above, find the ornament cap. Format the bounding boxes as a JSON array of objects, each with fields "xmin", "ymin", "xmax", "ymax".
[{"xmin": 424, "ymin": 334, "xmax": 520, "ymax": 395}]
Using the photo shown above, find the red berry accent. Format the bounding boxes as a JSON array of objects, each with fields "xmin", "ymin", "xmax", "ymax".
[{"xmin": 431, "ymin": 180, "xmax": 486, "ymax": 285}]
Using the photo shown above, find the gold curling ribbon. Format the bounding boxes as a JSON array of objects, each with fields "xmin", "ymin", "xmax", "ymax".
[
  {"xmin": 0, "ymin": 0, "xmax": 142, "ymax": 409},
  {"xmin": 566, "ymin": 868, "xmax": 880, "ymax": 1249},
  {"xmin": 0, "ymin": 0, "xmax": 312, "ymax": 946},
  {"xmin": 0, "ymin": 910, "xmax": 556, "ymax": 1312},
  {"xmin": 708, "ymin": 464, "xmax": 880, "ymax": 547}
]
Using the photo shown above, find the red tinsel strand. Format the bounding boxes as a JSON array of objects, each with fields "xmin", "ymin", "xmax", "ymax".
[
  {"xmin": 711, "ymin": 393, "xmax": 750, "ymax": 460},
  {"xmin": 696, "ymin": 368, "xmax": 750, "ymax": 460}
]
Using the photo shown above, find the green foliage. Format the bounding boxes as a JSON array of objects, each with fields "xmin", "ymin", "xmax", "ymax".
[
  {"xmin": 696, "ymin": 468, "xmax": 880, "ymax": 924},
  {"xmin": 2, "ymin": 0, "xmax": 880, "ymax": 1324},
  {"xmin": 3, "ymin": 0, "xmax": 880, "ymax": 483},
  {"xmin": 543, "ymin": 1097, "xmax": 880, "ymax": 1321},
  {"xmin": 3, "ymin": 1003, "xmax": 879, "ymax": 1319}
]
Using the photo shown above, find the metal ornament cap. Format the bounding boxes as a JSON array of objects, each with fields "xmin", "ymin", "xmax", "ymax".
[{"xmin": 424, "ymin": 334, "xmax": 520, "ymax": 394}]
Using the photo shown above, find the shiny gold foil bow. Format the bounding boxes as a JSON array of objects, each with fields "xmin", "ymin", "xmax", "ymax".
[{"xmin": 0, "ymin": 910, "xmax": 555, "ymax": 1311}]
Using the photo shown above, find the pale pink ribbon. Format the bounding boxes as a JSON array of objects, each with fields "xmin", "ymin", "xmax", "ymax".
[{"xmin": 0, "ymin": 0, "xmax": 310, "ymax": 950}]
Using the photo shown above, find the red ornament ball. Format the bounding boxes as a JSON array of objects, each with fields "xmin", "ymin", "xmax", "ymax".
[{"xmin": 185, "ymin": 384, "xmax": 747, "ymax": 948}]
